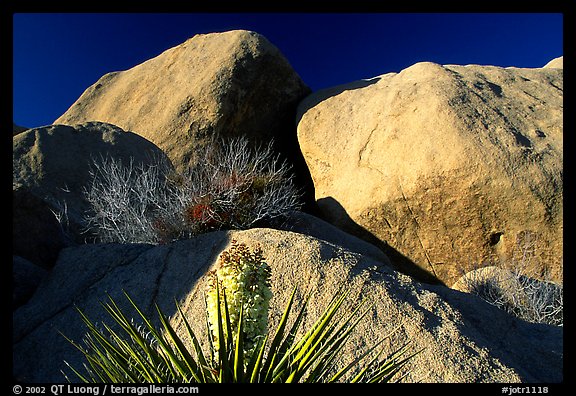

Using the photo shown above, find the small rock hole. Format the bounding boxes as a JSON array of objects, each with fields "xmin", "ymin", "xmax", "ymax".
[
  {"xmin": 535, "ymin": 130, "xmax": 546, "ymax": 138},
  {"xmin": 489, "ymin": 232, "xmax": 504, "ymax": 246}
]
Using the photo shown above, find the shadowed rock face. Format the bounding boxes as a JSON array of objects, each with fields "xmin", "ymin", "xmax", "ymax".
[
  {"xmin": 13, "ymin": 256, "xmax": 47, "ymax": 309},
  {"xmin": 297, "ymin": 60, "xmax": 563, "ymax": 286},
  {"xmin": 12, "ymin": 187, "xmax": 66, "ymax": 270},
  {"xmin": 13, "ymin": 123, "xmax": 28, "ymax": 136},
  {"xmin": 12, "ymin": 121, "xmax": 168, "ymax": 268},
  {"xmin": 54, "ymin": 30, "xmax": 311, "ymax": 172},
  {"xmin": 13, "ymin": 226, "xmax": 562, "ymax": 383}
]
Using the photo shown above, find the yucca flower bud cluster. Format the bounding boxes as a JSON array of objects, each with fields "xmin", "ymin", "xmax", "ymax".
[{"xmin": 206, "ymin": 240, "xmax": 272, "ymax": 360}]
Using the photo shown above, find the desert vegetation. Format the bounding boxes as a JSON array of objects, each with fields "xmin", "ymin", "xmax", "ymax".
[
  {"xmin": 63, "ymin": 242, "xmax": 414, "ymax": 383},
  {"xmin": 12, "ymin": 26, "xmax": 563, "ymax": 383},
  {"xmin": 82, "ymin": 137, "xmax": 302, "ymax": 244},
  {"xmin": 458, "ymin": 232, "xmax": 563, "ymax": 326}
]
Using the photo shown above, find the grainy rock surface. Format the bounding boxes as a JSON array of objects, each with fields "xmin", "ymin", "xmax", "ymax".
[
  {"xmin": 297, "ymin": 60, "xmax": 563, "ymax": 285},
  {"xmin": 13, "ymin": 227, "xmax": 562, "ymax": 383},
  {"xmin": 279, "ymin": 211, "xmax": 391, "ymax": 264},
  {"xmin": 54, "ymin": 30, "xmax": 311, "ymax": 174}
]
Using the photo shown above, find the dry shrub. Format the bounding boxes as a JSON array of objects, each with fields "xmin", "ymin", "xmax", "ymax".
[
  {"xmin": 457, "ymin": 232, "xmax": 562, "ymax": 326},
  {"xmin": 82, "ymin": 137, "xmax": 302, "ymax": 244}
]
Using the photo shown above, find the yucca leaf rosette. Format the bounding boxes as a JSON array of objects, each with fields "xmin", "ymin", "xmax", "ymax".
[
  {"xmin": 64, "ymin": 241, "xmax": 416, "ymax": 383},
  {"xmin": 205, "ymin": 240, "xmax": 272, "ymax": 360}
]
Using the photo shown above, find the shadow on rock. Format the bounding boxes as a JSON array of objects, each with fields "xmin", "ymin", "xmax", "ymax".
[
  {"xmin": 297, "ymin": 77, "xmax": 381, "ymax": 123},
  {"xmin": 12, "ymin": 233, "xmax": 232, "ymax": 383},
  {"xmin": 317, "ymin": 196, "xmax": 444, "ymax": 286}
]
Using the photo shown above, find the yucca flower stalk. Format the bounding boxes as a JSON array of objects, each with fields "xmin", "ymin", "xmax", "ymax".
[
  {"xmin": 62, "ymin": 244, "xmax": 418, "ymax": 383},
  {"xmin": 205, "ymin": 240, "xmax": 272, "ymax": 361}
]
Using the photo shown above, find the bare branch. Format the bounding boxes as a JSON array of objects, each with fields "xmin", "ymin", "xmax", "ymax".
[{"xmin": 82, "ymin": 136, "xmax": 302, "ymax": 244}]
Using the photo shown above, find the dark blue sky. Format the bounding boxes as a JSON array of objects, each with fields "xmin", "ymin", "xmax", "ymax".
[{"xmin": 13, "ymin": 13, "xmax": 563, "ymax": 129}]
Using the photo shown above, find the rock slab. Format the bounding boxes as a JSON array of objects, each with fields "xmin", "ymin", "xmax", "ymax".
[
  {"xmin": 13, "ymin": 226, "xmax": 562, "ymax": 383},
  {"xmin": 297, "ymin": 60, "xmax": 563, "ymax": 286},
  {"xmin": 54, "ymin": 30, "xmax": 311, "ymax": 173}
]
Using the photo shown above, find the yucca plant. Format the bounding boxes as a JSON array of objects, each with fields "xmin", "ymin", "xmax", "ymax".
[
  {"xmin": 62, "ymin": 243, "xmax": 416, "ymax": 383},
  {"xmin": 63, "ymin": 289, "xmax": 414, "ymax": 383},
  {"xmin": 204, "ymin": 240, "xmax": 273, "ymax": 363}
]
